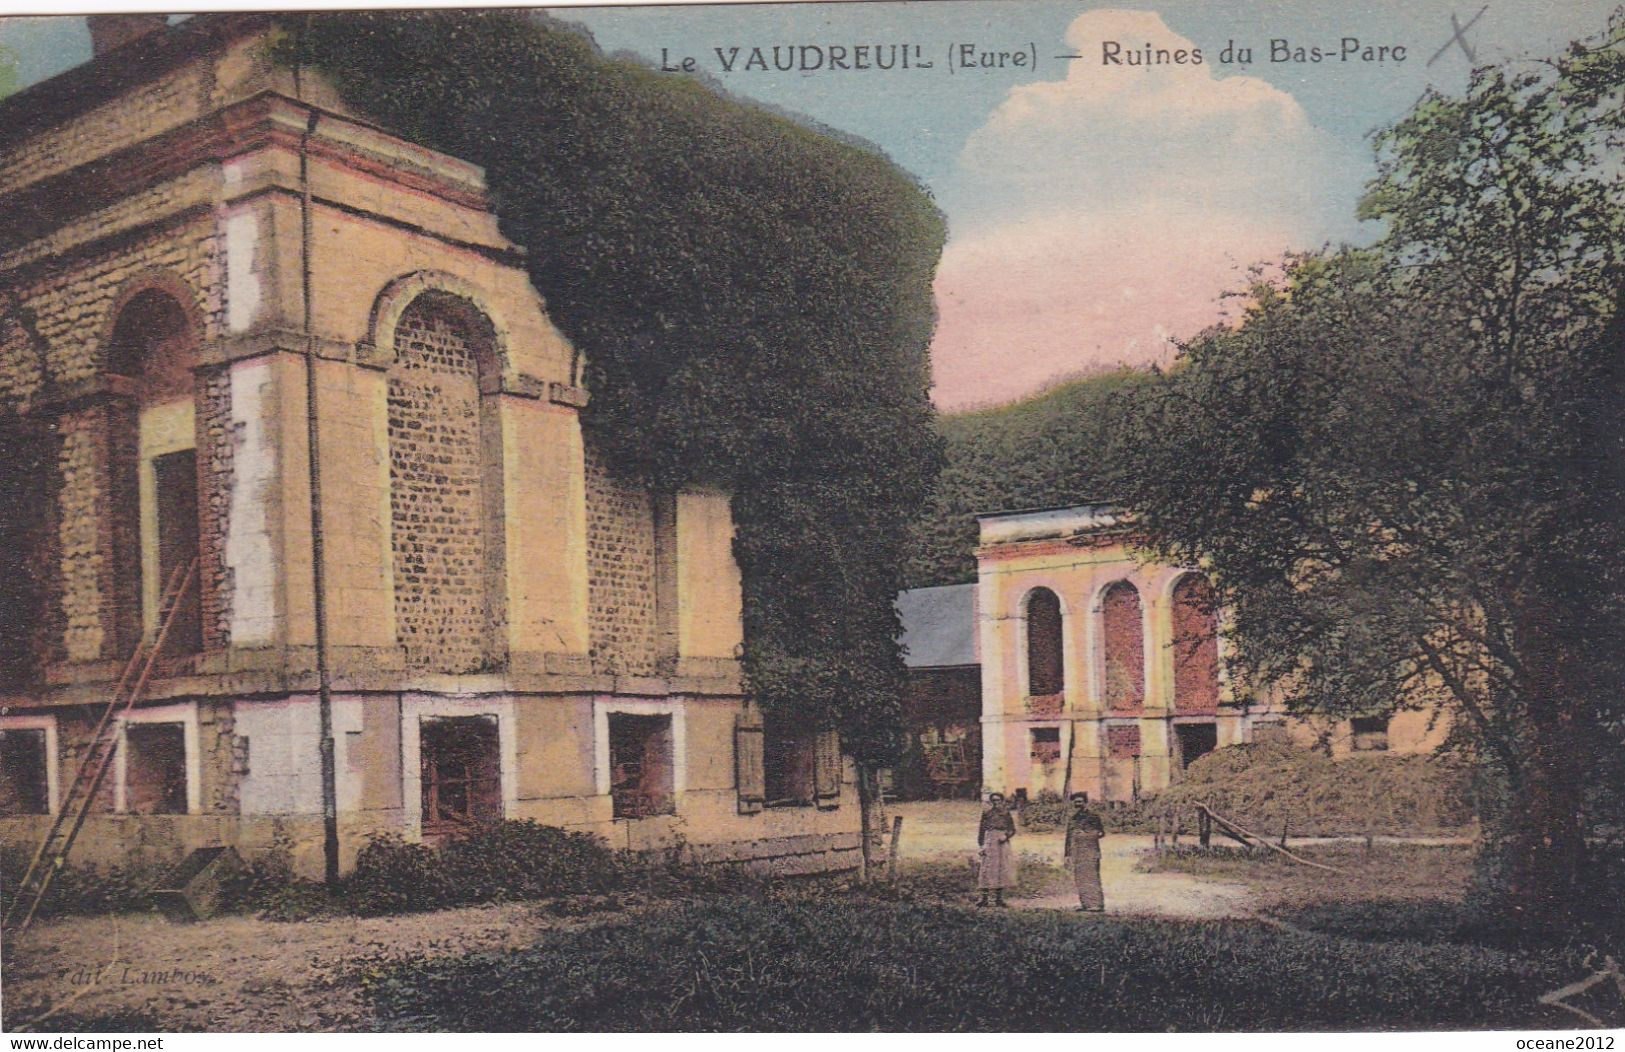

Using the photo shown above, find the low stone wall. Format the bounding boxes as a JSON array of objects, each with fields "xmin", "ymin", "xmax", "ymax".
[
  {"xmin": 0, "ymin": 815, "xmax": 865, "ymax": 883},
  {"xmin": 0, "ymin": 812, "xmax": 404, "ymax": 880},
  {"xmin": 687, "ymin": 830, "xmax": 863, "ymax": 877}
]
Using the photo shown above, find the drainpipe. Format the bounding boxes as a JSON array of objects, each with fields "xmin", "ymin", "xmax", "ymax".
[{"xmin": 294, "ymin": 22, "xmax": 342, "ymax": 886}]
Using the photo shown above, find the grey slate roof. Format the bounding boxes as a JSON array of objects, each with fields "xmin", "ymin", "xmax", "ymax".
[{"xmin": 896, "ymin": 583, "xmax": 978, "ymax": 669}]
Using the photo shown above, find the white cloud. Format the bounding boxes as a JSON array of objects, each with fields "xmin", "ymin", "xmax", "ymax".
[{"xmin": 930, "ymin": 9, "xmax": 1371, "ymax": 409}]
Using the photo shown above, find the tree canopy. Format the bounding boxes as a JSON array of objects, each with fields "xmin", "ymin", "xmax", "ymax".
[
  {"xmin": 1107, "ymin": 14, "xmax": 1624, "ymax": 920},
  {"xmin": 904, "ymin": 369, "xmax": 1153, "ymax": 589},
  {"xmin": 292, "ymin": 11, "xmax": 946, "ymax": 759}
]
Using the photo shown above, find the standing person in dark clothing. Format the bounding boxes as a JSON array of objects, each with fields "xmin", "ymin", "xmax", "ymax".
[
  {"xmin": 1065, "ymin": 791, "xmax": 1105, "ymax": 912},
  {"xmin": 977, "ymin": 792, "xmax": 1017, "ymax": 907}
]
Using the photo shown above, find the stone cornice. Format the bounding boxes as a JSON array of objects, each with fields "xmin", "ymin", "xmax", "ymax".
[
  {"xmin": 0, "ymin": 14, "xmax": 272, "ymax": 155},
  {"xmin": 30, "ymin": 646, "xmax": 745, "ymax": 704},
  {"xmin": 0, "ymin": 91, "xmax": 504, "ymax": 260}
]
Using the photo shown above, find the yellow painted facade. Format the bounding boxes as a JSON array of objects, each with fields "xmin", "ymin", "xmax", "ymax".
[
  {"xmin": 976, "ymin": 504, "xmax": 1447, "ymax": 804},
  {"xmin": 0, "ymin": 14, "xmax": 860, "ymax": 877}
]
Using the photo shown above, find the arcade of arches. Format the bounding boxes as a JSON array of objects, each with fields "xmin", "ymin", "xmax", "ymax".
[
  {"xmin": 980, "ymin": 505, "xmax": 1239, "ymax": 805},
  {"xmin": 977, "ymin": 503, "xmax": 1445, "ymax": 804}
]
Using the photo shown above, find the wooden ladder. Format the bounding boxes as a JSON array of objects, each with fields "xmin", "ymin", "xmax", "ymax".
[{"xmin": 2, "ymin": 556, "xmax": 199, "ymax": 934}]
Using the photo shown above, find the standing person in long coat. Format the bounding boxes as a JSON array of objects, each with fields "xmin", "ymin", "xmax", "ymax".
[
  {"xmin": 1065, "ymin": 791, "xmax": 1105, "ymax": 912},
  {"xmin": 977, "ymin": 792, "xmax": 1017, "ymax": 907}
]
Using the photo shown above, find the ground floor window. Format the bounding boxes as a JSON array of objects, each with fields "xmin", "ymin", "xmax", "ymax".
[
  {"xmin": 1351, "ymin": 716, "xmax": 1390, "ymax": 752},
  {"xmin": 421, "ymin": 715, "xmax": 502, "ymax": 835},
  {"xmin": 1175, "ymin": 722, "xmax": 1218, "ymax": 769},
  {"xmin": 125, "ymin": 722, "xmax": 187, "ymax": 814},
  {"xmin": 609, "ymin": 713, "xmax": 675, "ymax": 819},
  {"xmin": 764, "ymin": 720, "xmax": 816, "ymax": 807},
  {"xmin": 0, "ymin": 728, "xmax": 49, "ymax": 814},
  {"xmin": 1029, "ymin": 726, "xmax": 1062, "ymax": 764}
]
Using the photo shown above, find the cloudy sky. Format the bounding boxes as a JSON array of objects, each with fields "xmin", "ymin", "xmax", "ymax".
[{"xmin": 1, "ymin": 1, "xmax": 1616, "ymax": 408}]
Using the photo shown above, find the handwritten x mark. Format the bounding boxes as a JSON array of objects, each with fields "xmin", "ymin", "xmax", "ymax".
[{"xmin": 1428, "ymin": 5, "xmax": 1489, "ymax": 67}]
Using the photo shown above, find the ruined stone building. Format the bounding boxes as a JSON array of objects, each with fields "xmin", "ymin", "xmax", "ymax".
[
  {"xmin": 970, "ymin": 504, "xmax": 1449, "ymax": 803},
  {"xmin": 0, "ymin": 13, "xmax": 857, "ymax": 876}
]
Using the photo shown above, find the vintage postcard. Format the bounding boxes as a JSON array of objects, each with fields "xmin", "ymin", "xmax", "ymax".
[{"xmin": 0, "ymin": 0, "xmax": 1620, "ymax": 1036}]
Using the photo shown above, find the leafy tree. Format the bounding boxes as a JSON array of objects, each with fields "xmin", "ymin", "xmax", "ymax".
[
  {"xmin": 292, "ymin": 11, "xmax": 945, "ymax": 765},
  {"xmin": 904, "ymin": 368, "xmax": 1153, "ymax": 588},
  {"xmin": 1109, "ymin": 15, "xmax": 1624, "ymax": 922}
]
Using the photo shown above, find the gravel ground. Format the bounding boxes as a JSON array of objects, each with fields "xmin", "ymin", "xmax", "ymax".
[
  {"xmin": 1, "ymin": 900, "xmax": 616, "ymax": 1032},
  {"xmin": 888, "ymin": 800, "xmax": 1253, "ymax": 918}
]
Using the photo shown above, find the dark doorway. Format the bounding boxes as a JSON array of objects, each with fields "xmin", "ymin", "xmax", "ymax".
[
  {"xmin": 126, "ymin": 722, "xmax": 187, "ymax": 814},
  {"xmin": 153, "ymin": 448, "xmax": 201, "ymax": 658},
  {"xmin": 1175, "ymin": 722, "xmax": 1218, "ymax": 769},
  {"xmin": 1351, "ymin": 716, "xmax": 1391, "ymax": 752},
  {"xmin": 0, "ymin": 729, "xmax": 50, "ymax": 814},
  {"xmin": 608, "ymin": 713, "xmax": 675, "ymax": 818}
]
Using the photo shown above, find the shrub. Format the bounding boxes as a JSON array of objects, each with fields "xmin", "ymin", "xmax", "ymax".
[
  {"xmin": 343, "ymin": 821, "xmax": 634, "ymax": 915},
  {"xmin": 216, "ymin": 839, "xmax": 333, "ymax": 920},
  {"xmin": 346, "ymin": 834, "xmax": 455, "ymax": 916},
  {"xmin": 226, "ymin": 846, "xmax": 342, "ymax": 921},
  {"xmin": 1016, "ymin": 789, "xmax": 1068, "ymax": 831},
  {"xmin": 0, "ymin": 844, "xmax": 159, "ymax": 919},
  {"xmin": 438, "ymin": 820, "xmax": 626, "ymax": 903}
]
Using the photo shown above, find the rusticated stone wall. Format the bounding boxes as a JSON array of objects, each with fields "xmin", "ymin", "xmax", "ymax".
[
  {"xmin": 583, "ymin": 442, "xmax": 659, "ymax": 677},
  {"xmin": 388, "ymin": 297, "xmax": 488, "ymax": 673},
  {"xmin": 196, "ymin": 366, "xmax": 233, "ymax": 650},
  {"xmin": 1171, "ymin": 573, "xmax": 1219, "ymax": 712},
  {"xmin": 1101, "ymin": 580, "xmax": 1144, "ymax": 711}
]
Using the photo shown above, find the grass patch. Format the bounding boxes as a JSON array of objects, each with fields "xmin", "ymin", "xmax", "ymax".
[
  {"xmin": 1138, "ymin": 842, "xmax": 1620, "ymax": 967},
  {"xmin": 890, "ymin": 853, "xmax": 1072, "ymax": 904},
  {"xmin": 356, "ymin": 897, "xmax": 1579, "ymax": 1031},
  {"xmin": 1140, "ymin": 842, "xmax": 1474, "ymax": 909}
]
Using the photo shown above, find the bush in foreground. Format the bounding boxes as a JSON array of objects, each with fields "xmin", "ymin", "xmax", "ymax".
[
  {"xmin": 359, "ymin": 898, "xmax": 1577, "ymax": 1031},
  {"xmin": 348, "ymin": 822, "xmax": 631, "ymax": 915},
  {"xmin": 0, "ymin": 844, "xmax": 162, "ymax": 920},
  {"xmin": 1, "ymin": 821, "xmax": 639, "ymax": 921}
]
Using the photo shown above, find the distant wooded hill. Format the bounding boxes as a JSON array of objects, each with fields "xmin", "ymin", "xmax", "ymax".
[{"xmin": 903, "ymin": 368, "xmax": 1154, "ymax": 589}]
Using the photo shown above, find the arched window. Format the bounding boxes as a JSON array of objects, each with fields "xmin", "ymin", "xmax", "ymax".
[
  {"xmin": 107, "ymin": 290, "xmax": 194, "ymax": 400},
  {"xmin": 1025, "ymin": 587, "xmax": 1063, "ymax": 698},
  {"xmin": 388, "ymin": 292, "xmax": 498, "ymax": 672},
  {"xmin": 1171, "ymin": 574, "xmax": 1220, "ymax": 712},
  {"xmin": 1100, "ymin": 581, "xmax": 1144, "ymax": 709},
  {"xmin": 107, "ymin": 288, "xmax": 200, "ymax": 658}
]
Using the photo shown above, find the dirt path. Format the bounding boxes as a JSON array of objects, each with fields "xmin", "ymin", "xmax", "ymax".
[
  {"xmin": 2, "ymin": 805, "xmax": 1285, "ymax": 1031},
  {"xmin": 1, "ymin": 901, "xmax": 612, "ymax": 1032},
  {"xmin": 891, "ymin": 800, "xmax": 1253, "ymax": 919}
]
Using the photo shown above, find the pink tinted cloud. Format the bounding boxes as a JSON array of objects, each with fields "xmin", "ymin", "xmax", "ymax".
[{"xmin": 930, "ymin": 9, "xmax": 1366, "ymax": 410}]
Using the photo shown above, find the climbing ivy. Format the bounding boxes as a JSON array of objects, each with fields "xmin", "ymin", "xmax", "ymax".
[{"xmin": 290, "ymin": 11, "xmax": 945, "ymax": 760}]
